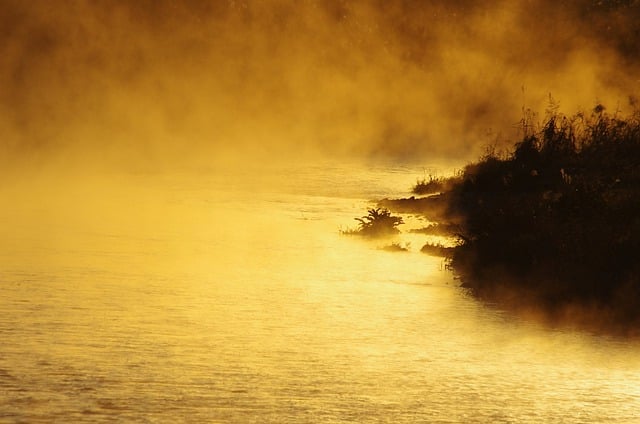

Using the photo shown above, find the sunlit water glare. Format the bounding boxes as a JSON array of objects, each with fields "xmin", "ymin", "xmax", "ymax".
[{"xmin": 1, "ymin": 164, "xmax": 639, "ymax": 423}]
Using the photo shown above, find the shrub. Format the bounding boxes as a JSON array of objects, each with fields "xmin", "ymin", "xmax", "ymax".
[
  {"xmin": 445, "ymin": 107, "xmax": 640, "ymax": 315},
  {"xmin": 413, "ymin": 174, "xmax": 447, "ymax": 195},
  {"xmin": 343, "ymin": 207, "xmax": 404, "ymax": 237}
]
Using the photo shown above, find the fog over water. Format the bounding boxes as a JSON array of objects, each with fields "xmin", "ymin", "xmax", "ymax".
[
  {"xmin": 2, "ymin": 1, "xmax": 640, "ymax": 422},
  {"xmin": 3, "ymin": 165, "xmax": 640, "ymax": 422},
  {"xmin": 1, "ymin": 0, "xmax": 639, "ymax": 171}
]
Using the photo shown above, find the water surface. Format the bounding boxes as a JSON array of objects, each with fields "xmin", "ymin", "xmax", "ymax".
[{"xmin": 1, "ymin": 164, "xmax": 639, "ymax": 422}]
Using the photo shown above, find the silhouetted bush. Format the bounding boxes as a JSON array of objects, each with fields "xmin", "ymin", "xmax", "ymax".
[
  {"xmin": 382, "ymin": 242, "xmax": 410, "ymax": 252},
  {"xmin": 420, "ymin": 242, "xmax": 454, "ymax": 258},
  {"xmin": 413, "ymin": 174, "xmax": 447, "ymax": 195},
  {"xmin": 443, "ymin": 107, "xmax": 640, "ymax": 323},
  {"xmin": 342, "ymin": 207, "xmax": 404, "ymax": 237}
]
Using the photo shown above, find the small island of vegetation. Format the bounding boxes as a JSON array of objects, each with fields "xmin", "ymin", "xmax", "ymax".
[
  {"xmin": 342, "ymin": 207, "xmax": 404, "ymax": 237},
  {"xmin": 378, "ymin": 106, "xmax": 640, "ymax": 332}
]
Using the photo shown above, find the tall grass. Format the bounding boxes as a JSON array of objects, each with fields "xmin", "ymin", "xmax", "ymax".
[
  {"xmin": 413, "ymin": 174, "xmax": 447, "ymax": 195},
  {"xmin": 445, "ymin": 106, "xmax": 640, "ymax": 318}
]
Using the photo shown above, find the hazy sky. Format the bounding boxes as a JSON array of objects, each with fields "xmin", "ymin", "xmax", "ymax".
[{"xmin": 1, "ymin": 0, "xmax": 639, "ymax": 170}]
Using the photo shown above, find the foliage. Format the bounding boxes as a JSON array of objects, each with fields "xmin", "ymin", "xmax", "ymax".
[
  {"xmin": 343, "ymin": 207, "xmax": 404, "ymax": 237},
  {"xmin": 443, "ymin": 107, "xmax": 640, "ymax": 321},
  {"xmin": 382, "ymin": 242, "xmax": 410, "ymax": 252},
  {"xmin": 413, "ymin": 174, "xmax": 447, "ymax": 195},
  {"xmin": 420, "ymin": 242, "xmax": 453, "ymax": 258},
  {"xmin": 410, "ymin": 223, "xmax": 461, "ymax": 237}
]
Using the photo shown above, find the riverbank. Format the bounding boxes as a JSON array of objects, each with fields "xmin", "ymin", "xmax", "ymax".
[{"xmin": 381, "ymin": 108, "xmax": 640, "ymax": 333}]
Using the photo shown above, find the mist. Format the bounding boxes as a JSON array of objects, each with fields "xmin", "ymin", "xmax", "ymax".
[
  {"xmin": 5, "ymin": 3, "xmax": 640, "ymax": 420},
  {"xmin": 1, "ymin": 0, "xmax": 639, "ymax": 173}
]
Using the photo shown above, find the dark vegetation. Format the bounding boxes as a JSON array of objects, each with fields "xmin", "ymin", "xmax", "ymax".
[
  {"xmin": 342, "ymin": 207, "xmax": 404, "ymax": 237},
  {"xmin": 413, "ymin": 174, "xmax": 449, "ymax": 195},
  {"xmin": 378, "ymin": 195, "xmax": 450, "ymax": 222},
  {"xmin": 380, "ymin": 107, "xmax": 640, "ymax": 330},
  {"xmin": 420, "ymin": 242, "xmax": 453, "ymax": 257},
  {"xmin": 382, "ymin": 242, "xmax": 410, "ymax": 252},
  {"xmin": 410, "ymin": 223, "xmax": 461, "ymax": 237}
]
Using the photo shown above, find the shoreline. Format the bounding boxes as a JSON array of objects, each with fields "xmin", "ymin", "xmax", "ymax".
[{"xmin": 373, "ymin": 109, "xmax": 640, "ymax": 334}]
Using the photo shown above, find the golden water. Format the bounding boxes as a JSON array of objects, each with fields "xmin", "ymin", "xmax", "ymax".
[{"xmin": 1, "ymin": 164, "xmax": 639, "ymax": 422}]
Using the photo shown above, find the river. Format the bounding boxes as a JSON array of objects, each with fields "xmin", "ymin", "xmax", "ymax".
[{"xmin": 1, "ymin": 163, "xmax": 639, "ymax": 422}]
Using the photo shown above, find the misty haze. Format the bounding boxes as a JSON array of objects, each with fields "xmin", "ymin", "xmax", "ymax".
[{"xmin": 2, "ymin": 1, "xmax": 640, "ymax": 422}]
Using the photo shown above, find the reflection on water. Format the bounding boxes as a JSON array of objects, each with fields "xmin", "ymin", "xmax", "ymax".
[{"xmin": 1, "ymin": 164, "xmax": 639, "ymax": 422}]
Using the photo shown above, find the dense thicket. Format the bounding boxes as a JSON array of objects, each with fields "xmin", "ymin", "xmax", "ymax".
[{"xmin": 446, "ymin": 108, "xmax": 640, "ymax": 319}]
